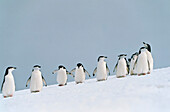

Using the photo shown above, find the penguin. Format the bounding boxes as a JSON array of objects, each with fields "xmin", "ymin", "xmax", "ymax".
[
  {"xmin": 113, "ymin": 54, "xmax": 128, "ymax": 78},
  {"xmin": 26, "ymin": 65, "xmax": 47, "ymax": 93},
  {"xmin": 52, "ymin": 65, "xmax": 74, "ymax": 86},
  {"xmin": 135, "ymin": 47, "xmax": 150, "ymax": 76},
  {"xmin": 129, "ymin": 52, "xmax": 139, "ymax": 75},
  {"xmin": 1, "ymin": 67, "xmax": 16, "ymax": 98},
  {"xmin": 143, "ymin": 42, "xmax": 153, "ymax": 74},
  {"xmin": 127, "ymin": 58, "xmax": 131, "ymax": 74},
  {"xmin": 93, "ymin": 56, "xmax": 110, "ymax": 81},
  {"xmin": 71, "ymin": 63, "xmax": 90, "ymax": 84}
]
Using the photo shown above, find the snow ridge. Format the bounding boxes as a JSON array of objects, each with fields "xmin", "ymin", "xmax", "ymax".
[{"xmin": 1, "ymin": 67, "xmax": 170, "ymax": 112}]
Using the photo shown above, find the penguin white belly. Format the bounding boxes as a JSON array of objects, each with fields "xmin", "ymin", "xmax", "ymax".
[
  {"xmin": 116, "ymin": 59, "xmax": 127, "ymax": 77},
  {"xmin": 75, "ymin": 69, "xmax": 85, "ymax": 83},
  {"xmin": 57, "ymin": 70, "xmax": 67, "ymax": 85},
  {"xmin": 136, "ymin": 52, "xmax": 148, "ymax": 74},
  {"xmin": 30, "ymin": 71, "xmax": 43, "ymax": 92},
  {"xmin": 96, "ymin": 62, "xmax": 107, "ymax": 80},
  {"xmin": 146, "ymin": 50, "xmax": 153, "ymax": 72},
  {"xmin": 2, "ymin": 74, "xmax": 15, "ymax": 96}
]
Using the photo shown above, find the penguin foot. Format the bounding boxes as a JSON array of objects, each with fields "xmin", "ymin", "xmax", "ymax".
[
  {"xmin": 97, "ymin": 79, "xmax": 106, "ymax": 81},
  {"xmin": 117, "ymin": 76, "xmax": 126, "ymax": 78},
  {"xmin": 31, "ymin": 90, "xmax": 40, "ymax": 93},
  {"xmin": 76, "ymin": 82, "xmax": 83, "ymax": 84},
  {"xmin": 131, "ymin": 73, "xmax": 137, "ymax": 75},
  {"xmin": 3, "ymin": 95, "xmax": 12, "ymax": 98},
  {"xmin": 147, "ymin": 72, "xmax": 151, "ymax": 74},
  {"xmin": 58, "ymin": 84, "xmax": 64, "ymax": 86},
  {"xmin": 138, "ymin": 73, "xmax": 146, "ymax": 76}
]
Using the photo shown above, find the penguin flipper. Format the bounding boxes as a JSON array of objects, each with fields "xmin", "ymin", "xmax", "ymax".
[
  {"xmin": 1, "ymin": 77, "xmax": 5, "ymax": 91},
  {"xmin": 70, "ymin": 68, "xmax": 76, "ymax": 74},
  {"xmin": 125, "ymin": 58, "xmax": 130, "ymax": 74},
  {"xmin": 148, "ymin": 60, "xmax": 151, "ymax": 71},
  {"xmin": 42, "ymin": 76, "xmax": 47, "ymax": 86},
  {"xmin": 85, "ymin": 70, "xmax": 91, "ymax": 77},
  {"xmin": 26, "ymin": 76, "xmax": 31, "ymax": 87},
  {"xmin": 52, "ymin": 70, "xmax": 58, "ymax": 74},
  {"xmin": 66, "ymin": 71, "xmax": 74, "ymax": 77},
  {"xmin": 113, "ymin": 61, "xmax": 118, "ymax": 73},
  {"xmin": 106, "ymin": 64, "xmax": 110, "ymax": 75},
  {"xmin": 133, "ymin": 57, "xmax": 138, "ymax": 70},
  {"xmin": 93, "ymin": 67, "xmax": 97, "ymax": 76}
]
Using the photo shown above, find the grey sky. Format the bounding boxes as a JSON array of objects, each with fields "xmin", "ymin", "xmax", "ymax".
[{"xmin": 0, "ymin": 0, "xmax": 170, "ymax": 91}]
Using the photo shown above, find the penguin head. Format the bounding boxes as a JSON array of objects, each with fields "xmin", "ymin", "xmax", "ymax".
[
  {"xmin": 7, "ymin": 67, "xmax": 16, "ymax": 72},
  {"xmin": 52, "ymin": 65, "xmax": 66, "ymax": 74},
  {"xmin": 58, "ymin": 65, "xmax": 66, "ymax": 70},
  {"xmin": 98, "ymin": 56, "xmax": 107, "ymax": 62},
  {"xmin": 118, "ymin": 54, "xmax": 127, "ymax": 59},
  {"xmin": 33, "ymin": 65, "xmax": 41, "ymax": 70},
  {"xmin": 143, "ymin": 42, "xmax": 151, "ymax": 52},
  {"xmin": 134, "ymin": 52, "xmax": 139, "ymax": 56},
  {"xmin": 139, "ymin": 47, "xmax": 147, "ymax": 54},
  {"xmin": 131, "ymin": 52, "xmax": 139, "ymax": 59},
  {"xmin": 77, "ymin": 63, "xmax": 83, "ymax": 68}
]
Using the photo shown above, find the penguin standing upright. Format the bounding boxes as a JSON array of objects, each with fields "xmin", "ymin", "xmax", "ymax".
[
  {"xmin": 143, "ymin": 42, "xmax": 153, "ymax": 74},
  {"xmin": 26, "ymin": 65, "xmax": 47, "ymax": 93},
  {"xmin": 129, "ymin": 52, "xmax": 138, "ymax": 75},
  {"xmin": 52, "ymin": 65, "xmax": 73, "ymax": 86},
  {"xmin": 113, "ymin": 54, "xmax": 128, "ymax": 78},
  {"xmin": 1, "ymin": 67, "xmax": 16, "ymax": 98},
  {"xmin": 135, "ymin": 47, "xmax": 149, "ymax": 76},
  {"xmin": 93, "ymin": 56, "xmax": 110, "ymax": 81},
  {"xmin": 71, "ymin": 63, "xmax": 90, "ymax": 84}
]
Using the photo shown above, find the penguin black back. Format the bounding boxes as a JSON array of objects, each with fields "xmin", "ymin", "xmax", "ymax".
[{"xmin": 147, "ymin": 44, "xmax": 151, "ymax": 52}]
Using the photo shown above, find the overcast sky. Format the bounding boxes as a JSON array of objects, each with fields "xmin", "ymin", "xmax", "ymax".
[{"xmin": 0, "ymin": 0, "xmax": 170, "ymax": 91}]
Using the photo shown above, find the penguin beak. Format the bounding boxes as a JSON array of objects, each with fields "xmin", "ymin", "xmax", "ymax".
[
  {"xmin": 143, "ymin": 42, "xmax": 148, "ymax": 48},
  {"xmin": 143, "ymin": 42, "xmax": 147, "ymax": 45},
  {"xmin": 14, "ymin": 67, "xmax": 17, "ymax": 69},
  {"xmin": 105, "ymin": 56, "xmax": 107, "ymax": 59}
]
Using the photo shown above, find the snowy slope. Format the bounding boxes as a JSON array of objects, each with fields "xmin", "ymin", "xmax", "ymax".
[{"xmin": 1, "ymin": 67, "xmax": 170, "ymax": 112}]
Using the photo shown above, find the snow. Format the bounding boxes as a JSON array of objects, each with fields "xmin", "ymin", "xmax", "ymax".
[{"xmin": 1, "ymin": 67, "xmax": 170, "ymax": 112}]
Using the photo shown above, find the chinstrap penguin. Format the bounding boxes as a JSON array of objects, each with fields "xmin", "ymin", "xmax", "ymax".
[
  {"xmin": 113, "ymin": 54, "xmax": 128, "ymax": 78},
  {"xmin": 26, "ymin": 65, "xmax": 47, "ymax": 93},
  {"xmin": 93, "ymin": 56, "xmax": 110, "ymax": 81},
  {"xmin": 71, "ymin": 63, "xmax": 90, "ymax": 84},
  {"xmin": 143, "ymin": 42, "xmax": 153, "ymax": 74},
  {"xmin": 1, "ymin": 67, "xmax": 17, "ymax": 98},
  {"xmin": 134, "ymin": 47, "xmax": 150, "ymax": 76},
  {"xmin": 52, "ymin": 65, "xmax": 73, "ymax": 86}
]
